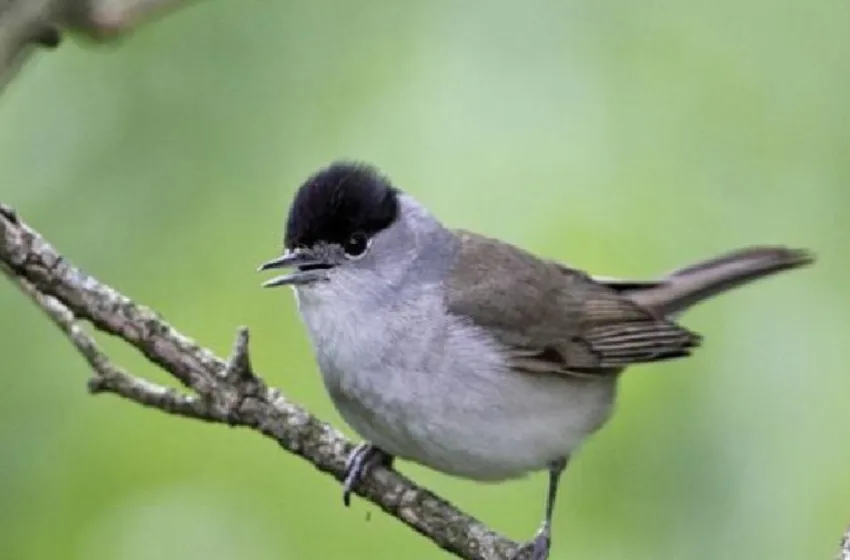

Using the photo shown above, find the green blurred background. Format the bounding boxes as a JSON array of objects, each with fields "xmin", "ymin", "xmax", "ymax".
[{"xmin": 1, "ymin": 1, "xmax": 848, "ymax": 559}]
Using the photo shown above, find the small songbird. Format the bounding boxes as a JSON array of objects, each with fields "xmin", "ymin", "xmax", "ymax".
[{"xmin": 258, "ymin": 161, "xmax": 813, "ymax": 559}]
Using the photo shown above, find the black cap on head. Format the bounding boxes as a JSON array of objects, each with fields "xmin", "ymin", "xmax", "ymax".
[{"xmin": 284, "ymin": 161, "xmax": 400, "ymax": 249}]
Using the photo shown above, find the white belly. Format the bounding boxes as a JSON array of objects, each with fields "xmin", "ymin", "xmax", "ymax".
[
  {"xmin": 296, "ymin": 283, "xmax": 617, "ymax": 482},
  {"xmin": 328, "ymin": 366, "xmax": 617, "ymax": 481}
]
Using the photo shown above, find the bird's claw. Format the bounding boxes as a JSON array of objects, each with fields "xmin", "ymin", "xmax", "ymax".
[
  {"xmin": 342, "ymin": 443, "xmax": 390, "ymax": 507},
  {"xmin": 530, "ymin": 531, "xmax": 550, "ymax": 560},
  {"xmin": 515, "ymin": 526, "xmax": 551, "ymax": 560}
]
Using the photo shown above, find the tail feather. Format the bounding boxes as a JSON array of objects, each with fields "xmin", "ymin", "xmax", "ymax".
[{"xmin": 601, "ymin": 246, "xmax": 814, "ymax": 316}]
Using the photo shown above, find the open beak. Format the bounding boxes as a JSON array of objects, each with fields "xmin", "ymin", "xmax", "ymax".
[{"xmin": 257, "ymin": 249, "xmax": 332, "ymax": 288}]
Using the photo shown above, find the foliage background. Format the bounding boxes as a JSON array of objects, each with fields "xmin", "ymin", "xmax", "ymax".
[{"xmin": 1, "ymin": 1, "xmax": 848, "ymax": 559}]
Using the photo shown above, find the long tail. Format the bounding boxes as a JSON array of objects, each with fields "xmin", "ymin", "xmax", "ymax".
[{"xmin": 602, "ymin": 246, "xmax": 815, "ymax": 316}]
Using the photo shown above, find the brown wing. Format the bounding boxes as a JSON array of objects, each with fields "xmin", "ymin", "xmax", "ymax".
[{"xmin": 444, "ymin": 230, "xmax": 702, "ymax": 378}]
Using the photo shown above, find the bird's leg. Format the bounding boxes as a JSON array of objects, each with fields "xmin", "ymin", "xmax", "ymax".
[
  {"xmin": 523, "ymin": 456, "xmax": 569, "ymax": 560},
  {"xmin": 342, "ymin": 442, "xmax": 394, "ymax": 507}
]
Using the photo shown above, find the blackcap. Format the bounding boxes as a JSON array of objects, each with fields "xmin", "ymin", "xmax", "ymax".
[{"xmin": 259, "ymin": 161, "xmax": 814, "ymax": 559}]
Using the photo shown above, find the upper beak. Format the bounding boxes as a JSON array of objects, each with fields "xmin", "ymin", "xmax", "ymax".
[{"xmin": 257, "ymin": 250, "xmax": 332, "ymax": 288}]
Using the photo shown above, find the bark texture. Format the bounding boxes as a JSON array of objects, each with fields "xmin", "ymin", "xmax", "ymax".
[{"xmin": 0, "ymin": 204, "xmax": 530, "ymax": 558}]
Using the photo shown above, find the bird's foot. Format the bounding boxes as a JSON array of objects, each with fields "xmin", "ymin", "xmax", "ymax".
[
  {"xmin": 342, "ymin": 443, "xmax": 392, "ymax": 507},
  {"xmin": 515, "ymin": 526, "xmax": 551, "ymax": 560}
]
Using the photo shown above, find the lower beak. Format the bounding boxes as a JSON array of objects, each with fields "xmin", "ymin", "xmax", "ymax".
[{"xmin": 257, "ymin": 250, "xmax": 332, "ymax": 288}]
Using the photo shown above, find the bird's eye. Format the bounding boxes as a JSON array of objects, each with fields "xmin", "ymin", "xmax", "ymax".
[{"xmin": 344, "ymin": 232, "xmax": 369, "ymax": 258}]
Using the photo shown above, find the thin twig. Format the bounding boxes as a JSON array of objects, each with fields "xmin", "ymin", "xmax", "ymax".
[
  {"xmin": 224, "ymin": 326, "xmax": 256, "ymax": 384},
  {"xmin": 12, "ymin": 272, "xmax": 217, "ymax": 421}
]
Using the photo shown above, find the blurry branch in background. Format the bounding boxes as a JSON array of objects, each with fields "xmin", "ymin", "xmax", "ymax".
[
  {"xmin": 840, "ymin": 526, "xmax": 850, "ymax": 560},
  {"xmin": 0, "ymin": 0, "xmax": 199, "ymax": 93},
  {"xmin": 0, "ymin": 204, "xmax": 532, "ymax": 559}
]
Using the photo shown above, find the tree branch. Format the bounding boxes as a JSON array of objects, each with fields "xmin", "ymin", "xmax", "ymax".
[
  {"xmin": 0, "ymin": 0, "xmax": 202, "ymax": 94},
  {"xmin": 0, "ymin": 204, "xmax": 530, "ymax": 559},
  {"xmin": 65, "ymin": 0, "xmax": 204, "ymax": 39},
  {"xmin": 10, "ymin": 272, "xmax": 214, "ymax": 420},
  {"xmin": 839, "ymin": 525, "xmax": 850, "ymax": 560}
]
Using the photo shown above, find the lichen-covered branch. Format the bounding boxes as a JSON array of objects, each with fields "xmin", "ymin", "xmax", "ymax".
[{"xmin": 0, "ymin": 203, "xmax": 531, "ymax": 559}]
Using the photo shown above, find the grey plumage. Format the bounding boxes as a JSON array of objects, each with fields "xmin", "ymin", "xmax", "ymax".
[
  {"xmin": 259, "ymin": 162, "xmax": 814, "ymax": 560},
  {"xmin": 445, "ymin": 233, "xmax": 812, "ymax": 378},
  {"xmin": 607, "ymin": 245, "xmax": 813, "ymax": 315},
  {"xmin": 445, "ymin": 230, "xmax": 703, "ymax": 377}
]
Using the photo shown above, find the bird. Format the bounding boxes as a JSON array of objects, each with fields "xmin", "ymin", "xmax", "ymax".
[{"xmin": 258, "ymin": 161, "xmax": 814, "ymax": 560}]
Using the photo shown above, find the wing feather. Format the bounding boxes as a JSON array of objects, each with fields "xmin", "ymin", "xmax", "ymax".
[{"xmin": 444, "ymin": 230, "xmax": 702, "ymax": 378}]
